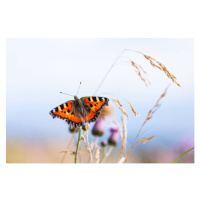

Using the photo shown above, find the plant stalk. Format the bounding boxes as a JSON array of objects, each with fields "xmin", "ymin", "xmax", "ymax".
[
  {"xmin": 94, "ymin": 49, "xmax": 127, "ymax": 95},
  {"xmin": 173, "ymin": 147, "xmax": 194, "ymax": 163},
  {"xmin": 100, "ymin": 146, "xmax": 113, "ymax": 163},
  {"xmin": 74, "ymin": 127, "xmax": 82, "ymax": 163}
]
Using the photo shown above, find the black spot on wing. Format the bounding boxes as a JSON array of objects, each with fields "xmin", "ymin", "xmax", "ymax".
[
  {"xmin": 99, "ymin": 97, "xmax": 103, "ymax": 101},
  {"xmin": 88, "ymin": 98, "xmax": 91, "ymax": 102},
  {"xmin": 66, "ymin": 103, "xmax": 68, "ymax": 107},
  {"xmin": 55, "ymin": 107, "xmax": 58, "ymax": 112},
  {"xmin": 67, "ymin": 109, "xmax": 70, "ymax": 113},
  {"xmin": 90, "ymin": 104, "xmax": 93, "ymax": 107}
]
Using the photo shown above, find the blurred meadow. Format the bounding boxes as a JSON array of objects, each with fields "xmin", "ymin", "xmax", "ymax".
[{"xmin": 6, "ymin": 38, "xmax": 194, "ymax": 163}]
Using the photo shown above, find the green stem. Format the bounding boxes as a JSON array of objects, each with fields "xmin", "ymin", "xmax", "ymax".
[
  {"xmin": 173, "ymin": 147, "xmax": 194, "ymax": 163},
  {"xmin": 74, "ymin": 127, "xmax": 82, "ymax": 164}
]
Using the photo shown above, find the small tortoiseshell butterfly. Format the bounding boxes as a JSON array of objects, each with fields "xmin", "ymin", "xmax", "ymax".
[{"xmin": 50, "ymin": 96, "xmax": 109, "ymax": 127}]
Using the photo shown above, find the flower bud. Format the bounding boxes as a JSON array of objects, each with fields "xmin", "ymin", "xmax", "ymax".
[
  {"xmin": 69, "ymin": 126, "xmax": 78, "ymax": 134},
  {"xmin": 92, "ymin": 116, "xmax": 105, "ymax": 137},
  {"xmin": 108, "ymin": 126, "xmax": 119, "ymax": 146},
  {"xmin": 82, "ymin": 123, "xmax": 89, "ymax": 131},
  {"xmin": 101, "ymin": 141, "xmax": 108, "ymax": 147}
]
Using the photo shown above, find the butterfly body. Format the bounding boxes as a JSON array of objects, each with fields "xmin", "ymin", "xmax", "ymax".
[{"xmin": 50, "ymin": 96, "xmax": 109, "ymax": 127}]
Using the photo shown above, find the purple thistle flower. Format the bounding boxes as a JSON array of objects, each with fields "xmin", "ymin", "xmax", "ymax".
[
  {"xmin": 108, "ymin": 125, "xmax": 119, "ymax": 146},
  {"xmin": 101, "ymin": 141, "xmax": 108, "ymax": 147},
  {"xmin": 92, "ymin": 116, "xmax": 105, "ymax": 137}
]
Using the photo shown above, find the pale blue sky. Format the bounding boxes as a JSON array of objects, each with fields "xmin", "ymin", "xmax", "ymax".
[{"xmin": 6, "ymin": 39, "xmax": 194, "ymax": 148}]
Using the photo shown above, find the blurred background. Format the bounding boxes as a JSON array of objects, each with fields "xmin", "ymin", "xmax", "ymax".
[{"xmin": 6, "ymin": 38, "xmax": 194, "ymax": 163}]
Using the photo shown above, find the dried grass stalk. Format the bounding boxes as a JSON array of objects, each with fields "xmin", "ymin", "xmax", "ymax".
[
  {"xmin": 94, "ymin": 49, "xmax": 181, "ymax": 95},
  {"xmin": 121, "ymin": 113, "xmax": 127, "ymax": 156},
  {"xmin": 86, "ymin": 130, "xmax": 93, "ymax": 162},
  {"xmin": 122, "ymin": 97, "xmax": 140, "ymax": 117},
  {"xmin": 95, "ymin": 145, "xmax": 100, "ymax": 163},
  {"xmin": 131, "ymin": 61, "xmax": 151, "ymax": 87},
  {"xmin": 139, "ymin": 85, "xmax": 169, "ymax": 131},
  {"xmin": 81, "ymin": 132, "xmax": 93, "ymax": 162},
  {"xmin": 138, "ymin": 64, "xmax": 147, "ymax": 74},
  {"xmin": 142, "ymin": 54, "xmax": 181, "ymax": 87},
  {"xmin": 125, "ymin": 85, "xmax": 170, "ymax": 163},
  {"xmin": 138, "ymin": 136, "xmax": 155, "ymax": 144},
  {"xmin": 103, "ymin": 93, "xmax": 139, "ymax": 117},
  {"xmin": 118, "ymin": 157, "xmax": 126, "ymax": 164},
  {"xmin": 111, "ymin": 98, "xmax": 129, "ymax": 118}
]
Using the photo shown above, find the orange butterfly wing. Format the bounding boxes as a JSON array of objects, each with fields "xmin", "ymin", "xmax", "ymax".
[
  {"xmin": 81, "ymin": 96, "xmax": 109, "ymax": 113},
  {"xmin": 79, "ymin": 96, "xmax": 109, "ymax": 124},
  {"xmin": 84, "ymin": 110, "xmax": 100, "ymax": 123},
  {"xmin": 50, "ymin": 100, "xmax": 84, "ymax": 126}
]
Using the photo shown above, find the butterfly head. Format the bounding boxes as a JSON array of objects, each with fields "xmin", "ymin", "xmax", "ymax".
[{"xmin": 74, "ymin": 96, "xmax": 79, "ymax": 101}]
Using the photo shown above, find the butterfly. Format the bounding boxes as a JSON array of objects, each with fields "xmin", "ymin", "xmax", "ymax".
[{"xmin": 49, "ymin": 96, "xmax": 109, "ymax": 128}]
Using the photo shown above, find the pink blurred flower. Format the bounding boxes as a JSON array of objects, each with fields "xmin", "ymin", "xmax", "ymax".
[
  {"xmin": 108, "ymin": 125, "xmax": 119, "ymax": 146},
  {"xmin": 92, "ymin": 116, "xmax": 105, "ymax": 137}
]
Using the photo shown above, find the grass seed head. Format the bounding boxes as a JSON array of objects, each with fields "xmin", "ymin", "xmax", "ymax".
[
  {"xmin": 143, "ymin": 54, "xmax": 181, "ymax": 87},
  {"xmin": 138, "ymin": 136, "xmax": 155, "ymax": 144},
  {"xmin": 111, "ymin": 98, "xmax": 129, "ymax": 118}
]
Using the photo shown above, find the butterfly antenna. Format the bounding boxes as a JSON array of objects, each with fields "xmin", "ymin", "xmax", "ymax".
[
  {"xmin": 76, "ymin": 82, "xmax": 82, "ymax": 96},
  {"xmin": 60, "ymin": 92, "xmax": 74, "ymax": 97}
]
